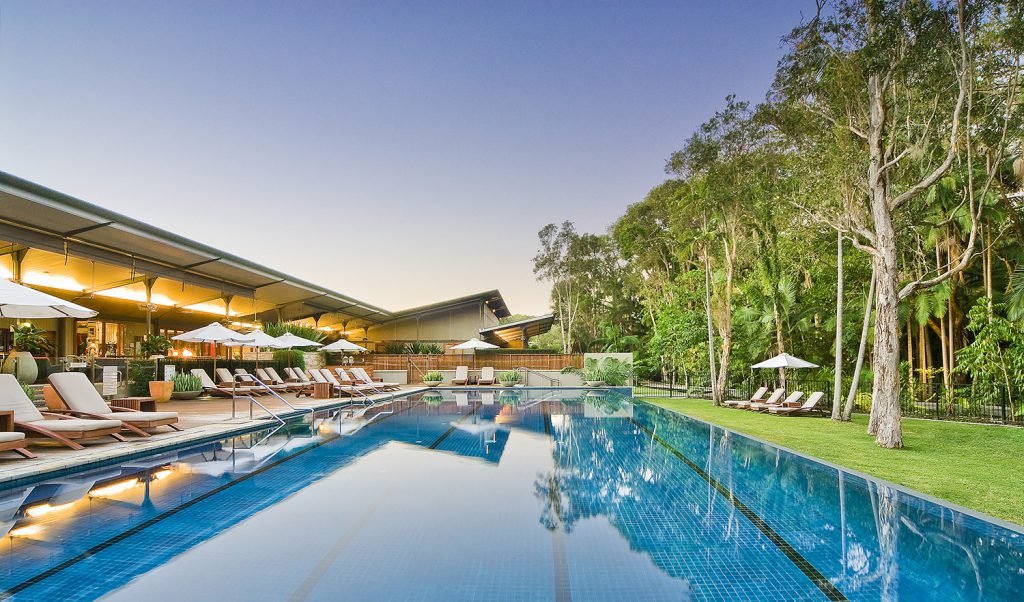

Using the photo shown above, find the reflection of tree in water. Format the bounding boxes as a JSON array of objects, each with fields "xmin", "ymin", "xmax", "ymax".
[{"xmin": 532, "ymin": 409, "xmax": 753, "ymax": 580}]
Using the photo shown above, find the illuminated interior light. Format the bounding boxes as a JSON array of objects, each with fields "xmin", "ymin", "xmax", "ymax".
[
  {"xmin": 180, "ymin": 348, "xmax": 194, "ymax": 357},
  {"xmin": 151, "ymin": 469, "xmax": 173, "ymax": 481},
  {"xmin": 9, "ymin": 525, "xmax": 42, "ymax": 538},
  {"xmin": 21, "ymin": 271, "xmax": 86, "ymax": 292},
  {"xmin": 89, "ymin": 478, "xmax": 140, "ymax": 498},
  {"xmin": 25, "ymin": 502, "xmax": 76, "ymax": 518}
]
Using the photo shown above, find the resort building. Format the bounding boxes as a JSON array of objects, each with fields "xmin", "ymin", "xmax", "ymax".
[{"xmin": 0, "ymin": 171, "xmax": 551, "ymax": 361}]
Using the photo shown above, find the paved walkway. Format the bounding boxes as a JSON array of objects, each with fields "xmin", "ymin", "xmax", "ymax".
[{"xmin": 0, "ymin": 386, "xmax": 426, "ymax": 487}]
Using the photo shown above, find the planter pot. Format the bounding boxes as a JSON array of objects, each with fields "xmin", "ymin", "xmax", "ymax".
[
  {"xmin": 1, "ymin": 351, "xmax": 38, "ymax": 384},
  {"xmin": 149, "ymin": 381, "xmax": 174, "ymax": 402},
  {"xmin": 423, "ymin": 380, "xmax": 443, "ymax": 387},
  {"xmin": 500, "ymin": 381, "xmax": 519, "ymax": 387},
  {"xmin": 171, "ymin": 390, "xmax": 203, "ymax": 400},
  {"xmin": 35, "ymin": 357, "xmax": 52, "ymax": 380},
  {"xmin": 584, "ymin": 381, "xmax": 606, "ymax": 388}
]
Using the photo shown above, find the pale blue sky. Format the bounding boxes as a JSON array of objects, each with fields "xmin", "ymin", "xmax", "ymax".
[{"xmin": 0, "ymin": 0, "xmax": 812, "ymax": 315}]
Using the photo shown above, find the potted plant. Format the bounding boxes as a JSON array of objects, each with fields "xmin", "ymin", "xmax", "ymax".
[
  {"xmin": 140, "ymin": 334, "xmax": 172, "ymax": 359},
  {"xmin": 561, "ymin": 357, "xmax": 633, "ymax": 388},
  {"xmin": 2, "ymin": 324, "xmax": 53, "ymax": 384},
  {"xmin": 171, "ymin": 372, "xmax": 203, "ymax": 400},
  {"xmin": 498, "ymin": 370, "xmax": 522, "ymax": 387},
  {"xmin": 421, "ymin": 391, "xmax": 444, "ymax": 406},
  {"xmin": 423, "ymin": 371, "xmax": 443, "ymax": 387}
]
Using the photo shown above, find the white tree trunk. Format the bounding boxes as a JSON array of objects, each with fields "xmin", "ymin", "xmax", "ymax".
[
  {"xmin": 703, "ymin": 248, "xmax": 718, "ymax": 404},
  {"xmin": 843, "ymin": 267, "xmax": 875, "ymax": 420}
]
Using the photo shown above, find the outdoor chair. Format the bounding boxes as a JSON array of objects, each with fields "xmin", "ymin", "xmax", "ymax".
[
  {"xmin": 478, "ymin": 367, "xmax": 495, "ymax": 386},
  {"xmin": 750, "ymin": 390, "xmax": 803, "ymax": 412},
  {"xmin": 48, "ymin": 372, "xmax": 181, "ymax": 436},
  {"xmin": 0, "ymin": 374, "xmax": 124, "ymax": 451},
  {"xmin": 769, "ymin": 392, "xmax": 827, "ymax": 416},
  {"xmin": 733, "ymin": 388, "xmax": 783, "ymax": 410},
  {"xmin": 451, "ymin": 366, "xmax": 469, "ymax": 386},
  {"xmin": 350, "ymin": 368, "xmax": 400, "ymax": 390},
  {"xmin": 724, "ymin": 386, "xmax": 768, "ymax": 408}
]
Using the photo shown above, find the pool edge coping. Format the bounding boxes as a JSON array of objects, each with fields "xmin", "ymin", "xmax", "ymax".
[{"xmin": 644, "ymin": 399, "xmax": 1024, "ymax": 536}]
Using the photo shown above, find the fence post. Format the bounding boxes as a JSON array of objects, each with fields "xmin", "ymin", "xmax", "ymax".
[
  {"xmin": 669, "ymin": 370, "xmax": 674, "ymax": 398},
  {"xmin": 1001, "ymin": 385, "xmax": 1008, "ymax": 425}
]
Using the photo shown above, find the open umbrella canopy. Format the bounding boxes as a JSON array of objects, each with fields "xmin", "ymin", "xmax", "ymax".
[
  {"xmin": 450, "ymin": 337, "xmax": 499, "ymax": 350},
  {"xmin": 273, "ymin": 332, "xmax": 323, "ymax": 349},
  {"xmin": 751, "ymin": 353, "xmax": 819, "ymax": 369},
  {"xmin": 0, "ymin": 279, "xmax": 98, "ymax": 319},
  {"xmin": 223, "ymin": 329, "xmax": 286, "ymax": 348},
  {"xmin": 172, "ymin": 322, "xmax": 248, "ymax": 344},
  {"xmin": 321, "ymin": 338, "xmax": 367, "ymax": 352}
]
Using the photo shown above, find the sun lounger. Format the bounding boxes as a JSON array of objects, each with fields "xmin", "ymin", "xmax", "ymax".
[
  {"xmin": 257, "ymin": 368, "xmax": 308, "ymax": 394},
  {"xmin": 724, "ymin": 386, "xmax": 768, "ymax": 408},
  {"xmin": 192, "ymin": 369, "xmax": 258, "ymax": 397},
  {"xmin": 234, "ymin": 369, "xmax": 289, "ymax": 393},
  {"xmin": 451, "ymin": 366, "xmax": 469, "ymax": 386},
  {"xmin": 734, "ymin": 388, "xmax": 783, "ymax": 410},
  {"xmin": 750, "ymin": 390, "xmax": 803, "ymax": 412},
  {"xmin": 48, "ymin": 372, "xmax": 181, "ymax": 436},
  {"xmin": 478, "ymin": 367, "xmax": 495, "ymax": 386},
  {"xmin": 215, "ymin": 368, "xmax": 267, "ymax": 395},
  {"xmin": 281, "ymin": 367, "xmax": 311, "ymax": 385},
  {"xmin": 349, "ymin": 368, "xmax": 400, "ymax": 390},
  {"xmin": 320, "ymin": 369, "xmax": 376, "ymax": 397},
  {"xmin": 769, "ymin": 391, "xmax": 826, "ymax": 416},
  {"xmin": 0, "ymin": 374, "xmax": 124, "ymax": 450}
]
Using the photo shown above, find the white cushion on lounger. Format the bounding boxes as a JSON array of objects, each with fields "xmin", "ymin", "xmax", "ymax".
[
  {"xmin": 39, "ymin": 418, "xmax": 122, "ymax": 432},
  {"xmin": 0, "ymin": 375, "xmax": 46, "ymax": 422},
  {"xmin": 48, "ymin": 372, "xmax": 115, "ymax": 414},
  {"xmin": 0, "ymin": 432, "xmax": 25, "ymax": 443},
  {"xmin": 99, "ymin": 411, "xmax": 178, "ymax": 422}
]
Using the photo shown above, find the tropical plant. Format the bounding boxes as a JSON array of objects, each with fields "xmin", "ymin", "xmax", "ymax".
[
  {"xmin": 172, "ymin": 372, "xmax": 203, "ymax": 393},
  {"xmin": 404, "ymin": 342, "xmax": 443, "ymax": 354},
  {"xmin": 127, "ymin": 359, "xmax": 157, "ymax": 396},
  {"xmin": 421, "ymin": 391, "xmax": 444, "ymax": 406},
  {"xmin": 423, "ymin": 371, "xmax": 443, "ymax": 382},
  {"xmin": 11, "ymin": 324, "xmax": 52, "ymax": 355},
  {"xmin": 561, "ymin": 357, "xmax": 634, "ymax": 386},
  {"xmin": 384, "ymin": 342, "xmax": 406, "ymax": 354},
  {"xmin": 498, "ymin": 370, "xmax": 522, "ymax": 384},
  {"xmin": 262, "ymin": 322, "xmax": 325, "ymax": 350},
  {"xmin": 140, "ymin": 334, "xmax": 172, "ymax": 357},
  {"xmin": 20, "ymin": 383, "xmax": 36, "ymax": 402},
  {"xmin": 273, "ymin": 349, "xmax": 304, "ymax": 369}
]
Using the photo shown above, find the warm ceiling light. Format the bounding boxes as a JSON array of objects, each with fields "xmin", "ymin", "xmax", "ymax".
[
  {"xmin": 151, "ymin": 469, "xmax": 173, "ymax": 481},
  {"xmin": 180, "ymin": 348, "xmax": 194, "ymax": 357}
]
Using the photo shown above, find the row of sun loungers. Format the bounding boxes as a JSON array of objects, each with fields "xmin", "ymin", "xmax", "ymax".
[
  {"xmin": 0, "ymin": 373, "xmax": 183, "ymax": 458},
  {"xmin": 724, "ymin": 386, "xmax": 826, "ymax": 416}
]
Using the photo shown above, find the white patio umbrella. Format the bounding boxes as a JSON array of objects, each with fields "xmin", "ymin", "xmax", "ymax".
[
  {"xmin": 320, "ymin": 339, "xmax": 368, "ymax": 352},
  {"xmin": 0, "ymin": 279, "xmax": 98, "ymax": 318},
  {"xmin": 450, "ymin": 338, "xmax": 499, "ymax": 351},
  {"xmin": 272, "ymin": 332, "xmax": 323, "ymax": 368},
  {"xmin": 172, "ymin": 322, "xmax": 249, "ymax": 371},
  {"xmin": 450, "ymin": 337, "xmax": 499, "ymax": 370},
  {"xmin": 751, "ymin": 352, "xmax": 818, "ymax": 393},
  {"xmin": 750, "ymin": 353, "xmax": 819, "ymax": 369},
  {"xmin": 223, "ymin": 329, "xmax": 286, "ymax": 369}
]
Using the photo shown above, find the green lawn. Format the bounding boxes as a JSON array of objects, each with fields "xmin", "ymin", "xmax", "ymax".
[{"xmin": 643, "ymin": 397, "xmax": 1024, "ymax": 526}]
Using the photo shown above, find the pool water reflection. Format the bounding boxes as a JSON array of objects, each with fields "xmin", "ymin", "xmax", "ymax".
[{"xmin": 0, "ymin": 389, "xmax": 1019, "ymax": 601}]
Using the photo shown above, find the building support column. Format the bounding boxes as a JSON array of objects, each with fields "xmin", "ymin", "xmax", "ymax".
[
  {"xmin": 10, "ymin": 249, "xmax": 28, "ymax": 283},
  {"xmin": 144, "ymin": 277, "xmax": 158, "ymax": 335}
]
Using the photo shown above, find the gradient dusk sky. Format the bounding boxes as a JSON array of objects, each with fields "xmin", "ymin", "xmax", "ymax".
[{"xmin": 0, "ymin": 0, "xmax": 813, "ymax": 315}]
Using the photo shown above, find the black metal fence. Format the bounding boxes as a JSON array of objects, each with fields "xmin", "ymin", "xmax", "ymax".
[{"xmin": 636, "ymin": 372, "xmax": 1024, "ymax": 425}]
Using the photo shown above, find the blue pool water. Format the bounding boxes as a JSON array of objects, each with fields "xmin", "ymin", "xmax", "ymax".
[{"xmin": 0, "ymin": 389, "xmax": 1019, "ymax": 601}]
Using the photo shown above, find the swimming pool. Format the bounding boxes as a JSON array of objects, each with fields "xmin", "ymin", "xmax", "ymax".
[{"xmin": 0, "ymin": 389, "xmax": 1019, "ymax": 601}]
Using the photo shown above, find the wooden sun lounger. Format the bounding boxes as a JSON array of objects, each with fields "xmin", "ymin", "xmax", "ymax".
[
  {"xmin": 48, "ymin": 372, "xmax": 181, "ymax": 436},
  {"xmin": 451, "ymin": 366, "xmax": 469, "ymax": 386},
  {"xmin": 0, "ymin": 374, "xmax": 124, "ymax": 451},
  {"xmin": 733, "ymin": 388, "xmax": 783, "ymax": 410},
  {"xmin": 478, "ymin": 367, "xmax": 495, "ymax": 385},
  {"xmin": 769, "ymin": 392, "xmax": 827, "ymax": 416},
  {"xmin": 750, "ymin": 391, "xmax": 803, "ymax": 412}
]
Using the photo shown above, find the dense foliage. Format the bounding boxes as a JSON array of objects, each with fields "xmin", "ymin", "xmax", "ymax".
[{"xmin": 533, "ymin": 0, "xmax": 1023, "ymax": 448}]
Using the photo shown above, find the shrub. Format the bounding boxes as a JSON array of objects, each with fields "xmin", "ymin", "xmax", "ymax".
[
  {"xmin": 12, "ymin": 324, "xmax": 52, "ymax": 355},
  {"xmin": 561, "ymin": 357, "xmax": 633, "ymax": 386},
  {"xmin": 140, "ymin": 334, "xmax": 172, "ymax": 357},
  {"xmin": 127, "ymin": 359, "xmax": 157, "ymax": 396},
  {"xmin": 423, "ymin": 371, "xmax": 443, "ymax": 382},
  {"xmin": 262, "ymin": 322, "xmax": 324, "ymax": 350},
  {"xmin": 384, "ymin": 342, "xmax": 406, "ymax": 354},
  {"xmin": 498, "ymin": 370, "xmax": 522, "ymax": 384},
  {"xmin": 21, "ymin": 383, "xmax": 36, "ymax": 402},
  {"xmin": 273, "ymin": 349, "xmax": 305, "ymax": 369},
  {"xmin": 172, "ymin": 372, "xmax": 203, "ymax": 392}
]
